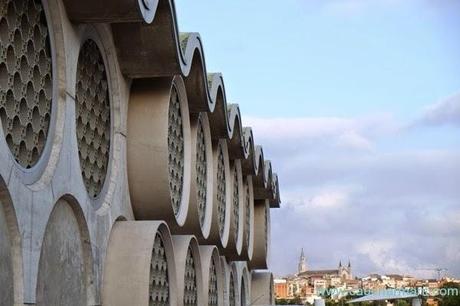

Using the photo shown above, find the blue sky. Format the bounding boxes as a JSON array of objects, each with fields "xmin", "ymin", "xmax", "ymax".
[{"xmin": 175, "ymin": 0, "xmax": 460, "ymax": 278}]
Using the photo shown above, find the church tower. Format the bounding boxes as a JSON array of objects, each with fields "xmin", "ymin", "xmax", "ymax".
[
  {"xmin": 298, "ymin": 248, "xmax": 307, "ymax": 274},
  {"xmin": 347, "ymin": 260, "xmax": 352, "ymax": 279}
]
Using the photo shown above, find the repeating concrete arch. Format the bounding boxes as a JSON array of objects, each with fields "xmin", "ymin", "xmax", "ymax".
[
  {"xmin": 177, "ymin": 112, "xmax": 213, "ymax": 239},
  {"xmin": 0, "ymin": 176, "xmax": 23, "ymax": 305},
  {"xmin": 0, "ymin": 1, "xmax": 283, "ymax": 304},
  {"xmin": 206, "ymin": 139, "xmax": 231, "ymax": 249},
  {"xmin": 199, "ymin": 245, "xmax": 224, "ymax": 306},
  {"xmin": 249, "ymin": 200, "xmax": 271, "ymax": 270},
  {"xmin": 59, "ymin": 0, "xmax": 281, "ymax": 209},
  {"xmin": 35, "ymin": 195, "xmax": 94, "ymax": 306},
  {"xmin": 250, "ymin": 271, "xmax": 274, "ymax": 306},
  {"xmin": 127, "ymin": 75, "xmax": 192, "ymax": 229},
  {"xmin": 172, "ymin": 235, "xmax": 205, "ymax": 306},
  {"xmin": 102, "ymin": 221, "xmax": 178, "ymax": 306}
]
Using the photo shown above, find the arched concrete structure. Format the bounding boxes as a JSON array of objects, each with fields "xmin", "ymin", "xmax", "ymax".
[
  {"xmin": 35, "ymin": 196, "xmax": 93, "ymax": 306},
  {"xmin": 0, "ymin": 0, "xmax": 282, "ymax": 303}
]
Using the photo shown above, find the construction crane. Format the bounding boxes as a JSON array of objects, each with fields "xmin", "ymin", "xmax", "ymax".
[{"xmin": 415, "ymin": 268, "xmax": 448, "ymax": 280}]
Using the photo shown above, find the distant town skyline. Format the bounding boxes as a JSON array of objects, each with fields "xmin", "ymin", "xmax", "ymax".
[{"xmin": 175, "ymin": 0, "xmax": 460, "ymax": 278}]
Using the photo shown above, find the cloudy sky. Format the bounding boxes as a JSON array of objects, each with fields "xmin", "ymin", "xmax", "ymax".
[{"xmin": 175, "ymin": 0, "xmax": 460, "ymax": 278}]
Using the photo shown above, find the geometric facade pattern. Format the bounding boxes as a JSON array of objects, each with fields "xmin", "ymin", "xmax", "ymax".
[{"xmin": 0, "ymin": 0, "xmax": 281, "ymax": 305}]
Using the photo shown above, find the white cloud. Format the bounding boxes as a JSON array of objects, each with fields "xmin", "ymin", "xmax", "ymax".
[
  {"xmin": 415, "ymin": 92, "xmax": 460, "ymax": 127},
  {"xmin": 258, "ymin": 111, "xmax": 460, "ymax": 278},
  {"xmin": 356, "ymin": 240, "xmax": 413, "ymax": 274},
  {"xmin": 243, "ymin": 113, "xmax": 398, "ymax": 155}
]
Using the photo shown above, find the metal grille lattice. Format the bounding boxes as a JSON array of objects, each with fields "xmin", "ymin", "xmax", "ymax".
[
  {"xmin": 75, "ymin": 39, "xmax": 111, "ymax": 198},
  {"xmin": 232, "ymin": 168, "xmax": 239, "ymax": 240},
  {"xmin": 196, "ymin": 114, "xmax": 207, "ymax": 227},
  {"xmin": 168, "ymin": 86, "xmax": 184, "ymax": 216},
  {"xmin": 216, "ymin": 143, "xmax": 226, "ymax": 238},
  {"xmin": 184, "ymin": 246, "xmax": 197, "ymax": 306},
  {"xmin": 244, "ymin": 182, "xmax": 250, "ymax": 248},
  {"xmin": 150, "ymin": 233, "xmax": 169, "ymax": 305},
  {"xmin": 229, "ymin": 272, "xmax": 235, "ymax": 306},
  {"xmin": 208, "ymin": 257, "xmax": 218, "ymax": 306},
  {"xmin": 0, "ymin": 0, "xmax": 52, "ymax": 168}
]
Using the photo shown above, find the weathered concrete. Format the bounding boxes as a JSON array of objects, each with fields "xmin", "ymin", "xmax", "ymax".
[
  {"xmin": 250, "ymin": 271, "xmax": 274, "ymax": 306},
  {"xmin": 0, "ymin": 197, "xmax": 14, "ymax": 306},
  {"xmin": 102, "ymin": 221, "xmax": 178, "ymax": 306},
  {"xmin": 0, "ymin": 0, "xmax": 281, "ymax": 304},
  {"xmin": 35, "ymin": 198, "xmax": 90, "ymax": 306}
]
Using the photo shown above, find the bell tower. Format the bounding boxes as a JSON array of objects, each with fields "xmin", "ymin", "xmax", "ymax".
[{"xmin": 298, "ymin": 248, "xmax": 307, "ymax": 274}]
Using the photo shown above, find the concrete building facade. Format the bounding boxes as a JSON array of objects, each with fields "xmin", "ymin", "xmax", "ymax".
[{"xmin": 0, "ymin": 0, "xmax": 280, "ymax": 305}]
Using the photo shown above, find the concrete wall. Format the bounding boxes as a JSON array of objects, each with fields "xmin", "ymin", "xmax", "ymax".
[{"xmin": 0, "ymin": 0, "xmax": 281, "ymax": 305}]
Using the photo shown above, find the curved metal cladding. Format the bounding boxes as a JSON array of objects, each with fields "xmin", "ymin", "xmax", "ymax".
[
  {"xmin": 102, "ymin": 221, "xmax": 178, "ymax": 306},
  {"xmin": 250, "ymin": 271, "xmax": 275, "ymax": 306},
  {"xmin": 176, "ymin": 112, "xmax": 213, "ymax": 240},
  {"xmin": 0, "ymin": 0, "xmax": 282, "ymax": 304},
  {"xmin": 250, "ymin": 200, "xmax": 271, "ymax": 270},
  {"xmin": 127, "ymin": 75, "xmax": 192, "ymax": 230},
  {"xmin": 172, "ymin": 235, "xmax": 204, "ymax": 306},
  {"xmin": 199, "ymin": 245, "xmax": 224, "ymax": 306}
]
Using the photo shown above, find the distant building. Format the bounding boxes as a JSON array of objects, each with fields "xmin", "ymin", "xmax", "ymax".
[
  {"xmin": 274, "ymin": 278, "xmax": 288, "ymax": 299},
  {"xmin": 297, "ymin": 249, "xmax": 353, "ymax": 281}
]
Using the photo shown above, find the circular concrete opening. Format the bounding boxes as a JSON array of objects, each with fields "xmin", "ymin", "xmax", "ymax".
[
  {"xmin": 216, "ymin": 142, "xmax": 226, "ymax": 239},
  {"xmin": 207, "ymin": 255, "xmax": 218, "ymax": 305},
  {"xmin": 168, "ymin": 85, "xmax": 185, "ymax": 217},
  {"xmin": 150, "ymin": 232, "xmax": 170, "ymax": 304},
  {"xmin": 196, "ymin": 114, "xmax": 207, "ymax": 227},
  {"xmin": 0, "ymin": 0, "xmax": 53, "ymax": 168},
  {"xmin": 75, "ymin": 39, "xmax": 111, "ymax": 198}
]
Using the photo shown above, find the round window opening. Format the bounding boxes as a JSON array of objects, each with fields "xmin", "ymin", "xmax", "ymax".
[
  {"xmin": 0, "ymin": 0, "xmax": 53, "ymax": 168},
  {"xmin": 75, "ymin": 39, "xmax": 111, "ymax": 198}
]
